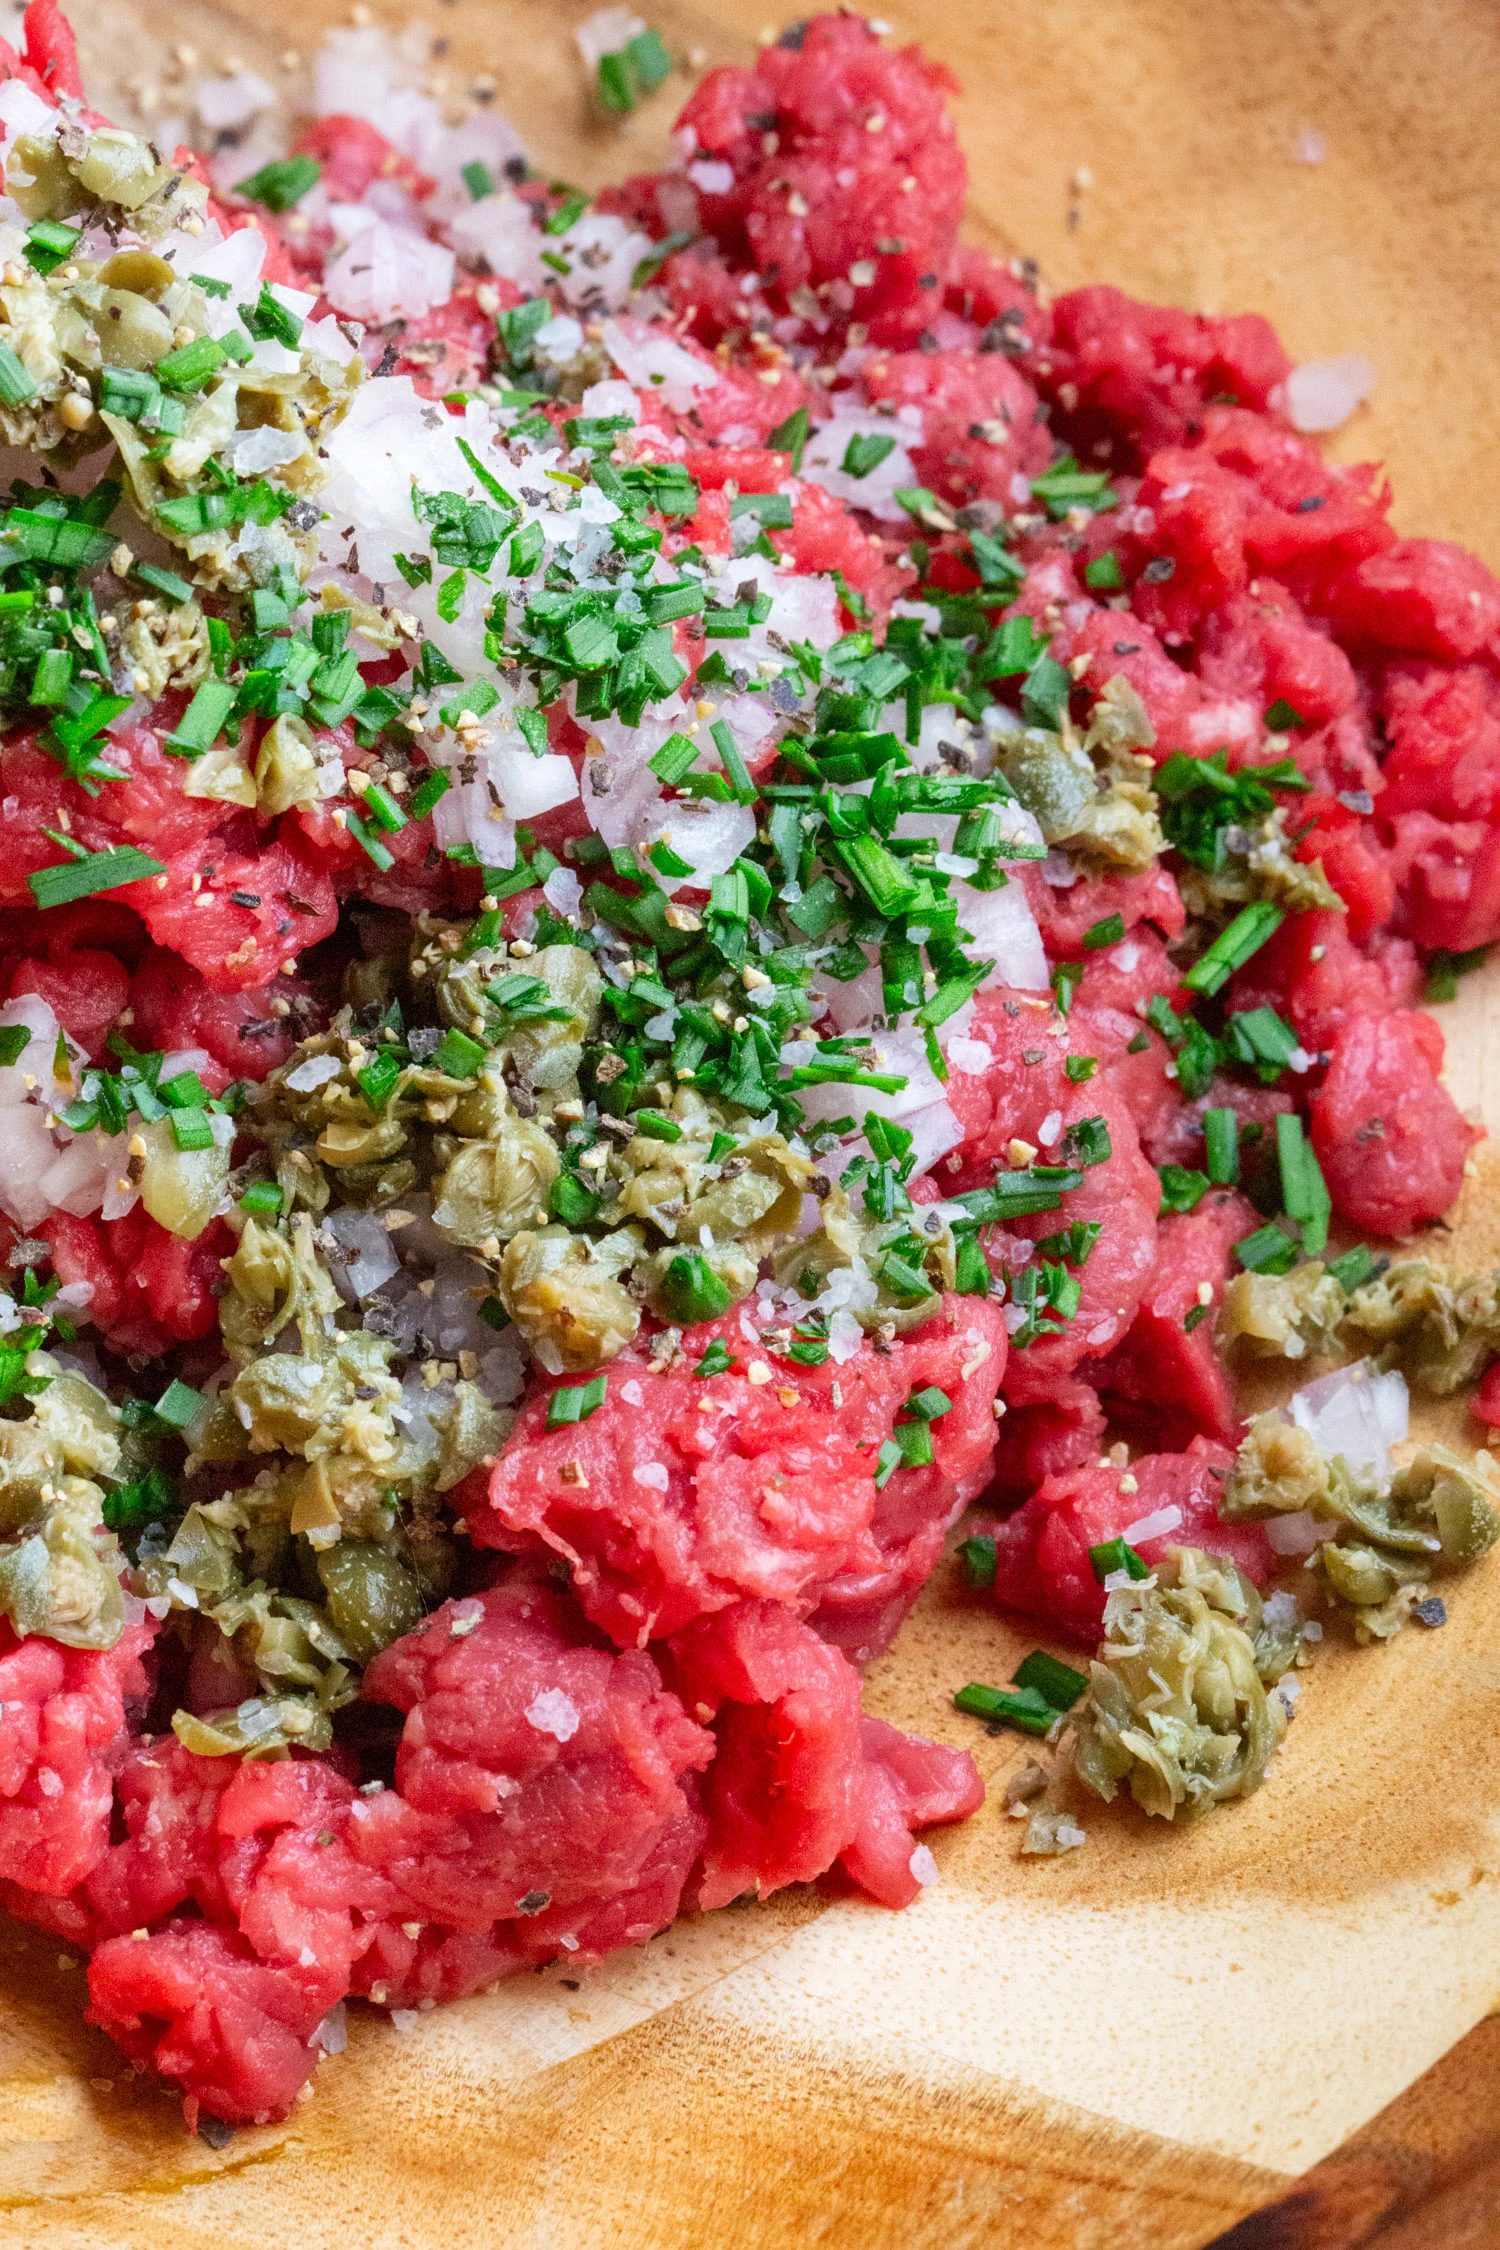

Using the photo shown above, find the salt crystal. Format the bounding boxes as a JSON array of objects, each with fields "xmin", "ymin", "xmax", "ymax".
[
  {"xmin": 633, "ymin": 1461, "xmax": 669, "ymax": 1491},
  {"xmin": 526, "ymin": 1688, "xmax": 581, "ymax": 1742},
  {"xmin": 907, "ymin": 1844, "xmax": 939, "ymax": 1888},
  {"xmin": 1266, "ymin": 1509, "xmax": 1328, "ymax": 1556},
  {"xmin": 946, "ymin": 1036, "xmax": 995, "ymax": 1075},
  {"xmin": 313, "ymin": 2004, "xmax": 347, "ymax": 2055},
  {"xmin": 389, "ymin": 2009, "xmax": 420, "ymax": 2033},
  {"xmin": 688, "ymin": 159, "xmax": 734, "ymax": 195},
  {"xmin": 621, "ymin": 1379, "xmax": 644, "ymax": 1406},
  {"xmin": 1121, "ymin": 1504, "xmax": 1182, "ymax": 1544},
  {"xmin": 284, "ymin": 1053, "xmax": 343, "ymax": 1093}
]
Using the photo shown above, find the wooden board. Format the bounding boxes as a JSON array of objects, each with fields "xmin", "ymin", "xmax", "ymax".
[{"xmin": 4, "ymin": 2, "xmax": 1500, "ymax": 2242}]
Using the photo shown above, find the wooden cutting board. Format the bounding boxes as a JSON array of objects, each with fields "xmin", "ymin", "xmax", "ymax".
[{"xmin": 5, "ymin": 2, "xmax": 1500, "ymax": 2242}]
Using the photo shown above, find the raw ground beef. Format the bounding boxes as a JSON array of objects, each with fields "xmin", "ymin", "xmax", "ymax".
[{"xmin": 0, "ymin": 0, "xmax": 1495, "ymax": 2134}]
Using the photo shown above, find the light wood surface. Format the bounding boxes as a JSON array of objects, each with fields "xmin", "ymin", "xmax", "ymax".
[{"xmin": 5, "ymin": 4, "xmax": 1500, "ymax": 2244}]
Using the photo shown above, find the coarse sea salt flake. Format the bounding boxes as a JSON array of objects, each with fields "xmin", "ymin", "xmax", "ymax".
[
  {"xmin": 285, "ymin": 1054, "xmax": 343, "ymax": 1093},
  {"xmin": 633, "ymin": 1461, "xmax": 669, "ymax": 1491},
  {"xmin": 1121, "ymin": 1503, "xmax": 1182, "ymax": 1544},
  {"xmin": 526, "ymin": 1688, "xmax": 581, "ymax": 1742},
  {"xmin": 908, "ymin": 1844, "xmax": 939, "ymax": 1888}
]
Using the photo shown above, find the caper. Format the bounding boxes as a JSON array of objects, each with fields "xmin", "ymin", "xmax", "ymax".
[{"xmin": 317, "ymin": 1541, "xmax": 426, "ymax": 1663}]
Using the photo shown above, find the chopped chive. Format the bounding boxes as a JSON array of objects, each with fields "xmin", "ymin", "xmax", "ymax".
[
  {"xmin": 236, "ymin": 153, "xmax": 322, "ymax": 211},
  {"xmin": 1276, "ymin": 1111, "xmax": 1332, "ymax": 1255},
  {"xmin": 1203, "ymin": 1106, "xmax": 1240, "ymax": 1185},
  {"xmin": 31, "ymin": 646, "xmax": 71, "ymax": 705},
  {"xmin": 239, "ymin": 1179, "xmax": 285, "ymax": 1215},
  {"xmin": 1082, "ymin": 912, "xmax": 1125, "ymax": 950},
  {"xmin": 430, "ymin": 1028, "xmax": 487, "ymax": 1079},
  {"xmin": 462, "ymin": 159, "xmax": 494, "ymax": 201},
  {"xmin": 1183, "ymin": 901, "xmax": 1284, "ymax": 997},
  {"xmin": 153, "ymin": 1378, "xmax": 204, "ymax": 1429},
  {"xmin": 159, "ymin": 1070, "xmax": 209, "ymax": 1110},
  {"xmin": 407, "ymin": 769, "xmax": 450, "ymax": 819},
  {"xmin": 356, "ymin": 1051, "xmax": 403, "ymax": 1113},
  {"xmin": 240, "ymin": 282, "xmax": 304, "ymax": 349},
  {"xmin": 1158, "ymin": 1164, "xmax": 1210, "ymax": 1214},
  {"xmin": 0, "ymin": 1026, "xmax": 30, "ymax": 1069},
  {"xmin": 661, "ymin": 1250, "xmax": 733, "ymax": 1322},
  {"xmin": 345, "ymin": 809, "xmax": 393, "ymax": 870},
  {"xmin": 550, "ymin": 1172, "xmax": 600, "ymax": 1225},
  {"xmin": 633, "ymin": 1108, "xmax": 683, "ymax": 1142},
  {"xmin": 169, "ymin": 1110, "xmax": 215, "ymax": 1151},
  {"xmin": 709, "ymin": 718, "xmax": 756, "ymax": 804},
  {"xmin": 1064, "ymin": 1114, "xmax": 1111, "ymax": 1169},
  {"xmin": 958, "ymin": 1533, "xmax": 997, "ymax": 1588},
  {"xmin": 546, "ymin": 1373, "xmax": 608, "ymax": 1429},
  {"xmin": 1011, "ymin": 1649, "xmax": 1088, "ymax": 1709},
  {"xmin": 1235, "ymin": 1221, "xmax": 1300, "ymax": 1276},
  {"xmin": 23, "ymin": 218, "xmax": 80, "ymax": 275},
  {"xmin": 0, "ymin": 342, "xmax": 36, "ymax": 406},
  {"xmin": 840, "ymin": 431, "xmax": 897, "ymax": 478},
  {"xmin": 29, "ymin": 846, "xmax": 164, "ymax": 909},
  {"xmin": 649, "ymin": 731, "xmax": 698, "ymax": 785},
  {"xmin": 360, "ymin": 781, "xmax": 407, "ymax": 834},
  {"xmin": 766, "ymin": 405, "xmax": 809, "ymax": 470},
  {"xmin": 952, "ymin": 1681, "xmax": 1057, "ymax": 1735},
  {"xmin": 1089, "ymin": 1536, "xmax": 1149, "ymax": 1584},
  {"xmin": 134, "ymin": 561, "xmax": 194, "ymax": 606},
  {"xmin": 1325, "ymin": 1243, "xmax": 1375, "ymax": 1292},
  {"xmin": 154, "ymin": 335, "xmax": 226, "ymax": 393},
  {"xmin": 164, "ymin": 678, "xmax": 236, "ymax": 759},
  {"xmin": 544, "ymin": 190, "xmax": 589, "ymax": 236}
]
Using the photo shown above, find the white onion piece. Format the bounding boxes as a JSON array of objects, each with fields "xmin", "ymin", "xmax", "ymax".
[
  {"xmin": 487, "ymin": 747, "xmax": 579, "ymax": 821},
  {"xmin": 574, "ymin": 5, "xmax": 644, "ymax": 69},
  {"xmin": 0, "ymin": 79, "xmax": 57, "ymax": 155},
  {"xmin": 602, "ymin": 316, "xmax": 718, "ymax": 410},
  {"xmin": 579, "ymin": 379, "xmax": 641, "ymax": 426},
  {"xmin": 323, "ymin": 216, "xmax": 455, "ymax": 324},
  {"xmin": 195, "ymin": 72, "xmax": 275, "ymax": 131},
  {"xmin": 448, "ymin": 194, "xmax": 547, "ymax": 292},
  {"xmin": 553, "ymin": 215, "xmax": 655, "ymax": 315},
  {"xmin": 1283, "ymin": 355, "xmax": 1375, "ymax": 433},
  {"xmin": 651, "ymin": 796, "xmax": 756, "ymax": 888},
  {"xmin": 0, "ymin": 1108, "xmax": 68, "ymax": 1230},
  {"xmin": 0, "ymin": 995, "xmax": 62, "ymax": 1106},
  {"xmin": 954, "ymin": 875, "xmax": 1049, "ymax": 992},
  {"xmin": 797, "ymin": 408, "xmax": 920, "ymax": 522},
  {"xmin": 900, "ymin": 1100, "xmax": 965, "ymax": 1179}
]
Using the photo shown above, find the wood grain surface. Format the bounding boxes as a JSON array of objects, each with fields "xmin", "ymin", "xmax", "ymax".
[{"xmin": 4, "ymin": 2, "xmax": 1500, "ymax": 2244}]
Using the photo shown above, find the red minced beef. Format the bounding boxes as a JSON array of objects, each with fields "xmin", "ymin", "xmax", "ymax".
[
  {"xmin": 975, "ymin": 1439, "xmax": 1276, "ymax": 1648},
  {"xmin": 473, "ymin": 1297, "xmax": 1008, "ymax": 1647},
  {"xmin": 6, "ymin": 0, "xmax": 1500, "ymax": 2129}
]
